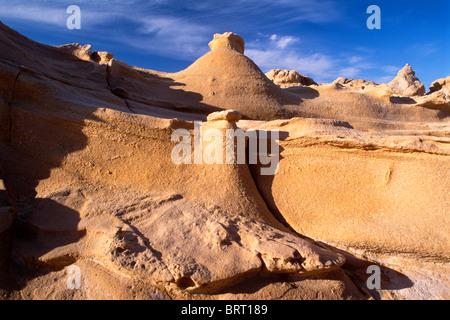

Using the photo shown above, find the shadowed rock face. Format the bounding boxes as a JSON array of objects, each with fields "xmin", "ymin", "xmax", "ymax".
[
  {"xmin": 429, "ymin": 76, "xmax": 450, "ymax": 94},
  {"xmin": 0, "ymin": 25, "xmax": 449, "ymax": 300}
]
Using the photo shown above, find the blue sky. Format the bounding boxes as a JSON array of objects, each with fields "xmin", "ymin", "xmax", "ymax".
[{"xmin": 0, "ymin": 0, "xmax": 448, "ymax": 87}]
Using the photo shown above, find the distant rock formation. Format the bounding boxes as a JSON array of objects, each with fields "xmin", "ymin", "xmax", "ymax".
[
  {"xmin": 331, "ymin": 77, "xmax": 377, "ymax": 91},
  {"xmin": 58, "ymin": 43, "xmax": 113, "ymax": 65},
  {"xmin": 388, "ymin": 63, "xmax": 425, "ymax": 97},
  {"xmin": 332, "ymin": 77, "xmax": 348, "ymax": 85},
  {"xmin": 58, "ymin": 43, "xmax": 92, "ymax": 61},
  {"xmin": 266, "ymin": 69, "xmax": 317, "ymax": 86},
  {"xmin": 333, "ymin": 77, "xmax": 376, "ymax": 86}
]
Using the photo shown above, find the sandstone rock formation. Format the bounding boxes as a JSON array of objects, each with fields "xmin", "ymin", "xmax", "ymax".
[
  {"xmin": 266, "ymin": 69, "xmax": 317, "ymax": 87},
  {"xmin": 58, "ymin": 43, "xmax": 93, "ymax": 61},
  {"xmin": 0, "ymin": 24, "xmax": 448, "ymax": 300},
  {"xmin": 206, "ymin": 109, "xmax": 243, "ymax": 122},
  {"xmin": 208, "ymin": 32, "xmax": 245, "ymax": 54},
  {"xmin": 58, "ymin": 43, "xmax": 113, "ymax": 65},
  {"xmin": 91, "ymin": 51, "xmax": 114, "ymax": 65},
  {"xmin": 332, "ymin": 77, "xmax": 376, "ymax": 89},
  {"xmin": 429, "ymin": 76, "xmax": 450, "ymax": 93},
  {"xmin": 415, "ymin": 76, "xmax": 450, "ymax": 109},
  {"xmin": 388, "ymin": 63, "xmax": 426, "ymax": 97}
]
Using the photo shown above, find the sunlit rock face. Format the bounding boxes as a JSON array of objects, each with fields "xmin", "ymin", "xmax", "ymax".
[{"xmin": 0, "ymin": 23, "xmax": 448, "ymax": 300}]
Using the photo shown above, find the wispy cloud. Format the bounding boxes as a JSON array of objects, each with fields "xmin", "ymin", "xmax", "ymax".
[
  {"xmin": 0, "ymin": 4, "xmax": 67, "ymax": 25},
  {"xmin": 375, "ymin": 75, "xmax": 395, "ymax": 84},
  {"xmin": 124, "ymin": 16, "xmax": 211, "ymax": 59},
  {"xmin": 348, "ymin": 56, "xmax": 363, "ymax": 64},
  {"xmin": 0, "ymin": 2, "xmax": 130, "ymax": 29},
  {"xmin": 2, "ymin": 0, "xmax": 438, "ymax": 85},
  {"xmin": 269, "ymin": 34, "xmax": 299, "ymax": 49},
  {"xmin": 0, "ymin": 0, "xmax": 343, "ymax": 62},
  {"xmin": 406, "ymin": 42, "xmax": 440, "ymax": 57},
  {"xmin": 246, "ymin": 46, "xmax": 336, "ymax": 82},
  {"xmin": 338, "ymin": 67, "xmax": 361, "ymax": 79},
  {"xmin": 382, "ymin": 65, "xmax": 400, "ymax": 74},
  {"xmin": 246, "ymin": 33, "xmax": 369, "ymax": 82}
]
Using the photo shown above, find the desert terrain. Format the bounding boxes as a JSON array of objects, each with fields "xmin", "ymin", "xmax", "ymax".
[{"xmin": 0, "ymin": 25, "xmax": 448, "ymax": 300}]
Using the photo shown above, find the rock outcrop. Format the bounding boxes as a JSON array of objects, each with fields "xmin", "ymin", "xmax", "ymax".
[
  {"xmin": 208, "ymin": 32, "xmax": 245, "ymax": 54},
  {"xmin": 388, "ymin": 63, "xmax": 425, "ymax": 97},
  {"xmin": 173, "ymin": 32, "xmax": 291, "ymax": 120},
  {"xmin": 266, "ymin": 69, "xmax": 317, "ymax": 86},
  {"xmin": 206, "ymin": 109, "xmax": 243, "ymax": 122},
  {"xmin": 58, "ymin": 43, "xmax": 113, "ymax": 65},
  {"xmin": 91, "ymin": 51, "xmax": 114, "ymax": 65},
  {"xmin": 429, "ymin": 76, "xmax": 450, "ymax": 94},
  {"xmin": 415, "ymin": 76, "xmax": 450, "ymax": 109},
  {"xmin": 332, "ymin": 77, "xmax": 376, "ymax": 88}
]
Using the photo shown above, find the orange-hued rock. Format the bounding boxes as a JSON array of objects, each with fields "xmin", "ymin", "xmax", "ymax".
[
  {"xmin": 91, "ymin": 51, "xmax": 114, "ymax": 65},
  {"xmin": 266, "ymin": 69, "xmax": 317, "ymax": 86},
  {"xmin": 208, "ymin": 32, "xmax": 245, "ymax": 54},
  {"xmin": 0, "ymin": 22, "xmax": 449, "ymax": 300}
]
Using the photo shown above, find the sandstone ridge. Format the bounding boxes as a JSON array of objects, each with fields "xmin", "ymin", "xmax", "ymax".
[{"xmin": 0, "ymin": 24, "xmax": 448, "ymax": 300}]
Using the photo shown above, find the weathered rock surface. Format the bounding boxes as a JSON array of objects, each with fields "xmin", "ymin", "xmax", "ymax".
[
  {"xmin": 0, "ymin": 22, "xmax": 449, "ymax": 300},
  {"xmin": 388, "ymin": 64, "xmax": 426, "ymax": 97},
  {"xmin": 0, "ymin": 177, "xmax": 14, "ymax": 297},
  {"xmin": 266, "ymin": 69, "xmax": 317, "ymax": 86},
  {"xmin": 429, "ymin": 76, "xmax": 450, "ymax": 94},
  {"xmin": 206, "ymin": 109, "xmax": 242, "ymax": 122},
  {"xmin": 332, "ymin": 77, "xmax": 377, "ymax": 90},
  {"xmin": 209, "ymin": 32, "xmax": 245, "ymax": 54},
  {"xmin": 58, "ymin": 43, "xmax": 113, "ymax": 65},
  {"xmin": 91, "ymin": 51, "xmax": 114, "ymax": 65},
  {"xmin": 415, "ymin": 76, "xmax": 450, "ymax": 109}
]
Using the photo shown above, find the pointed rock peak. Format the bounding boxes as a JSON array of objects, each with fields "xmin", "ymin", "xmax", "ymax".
[
  {"xmin": 388, "ymin": 63, "xmax": 425, "ymax": 96},
  {"xmin": 398, "ymin": 63, "xmax": 415, "ymax": 75},
  {"xmin": 208, "ymin": 32, "xmax": 245, "ymax": 54}
]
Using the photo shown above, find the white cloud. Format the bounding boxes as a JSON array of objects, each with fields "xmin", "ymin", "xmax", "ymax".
[
  {"xmin": 338, "ymin": 67, "xmax": 361, "ymax": 79},
  {"xmin": 269, "ymin": 35, "xmax": 299, "ymax": 49},
  {"xmin": 0, "ymin": 2, "xmax": 211, "ymax": 59},
  {"xmin": 348, "ymin": 56, "xmax": 363, "ymax": 64},
  {"xmin": 0, "ymin": 5, "xmax": 67, "ymax": 25},
  {"xmin": 382, "ymin": 65, "xmax": 400, "ymax": 74},
  {"xmin": 245, "ymin": 41, "xmax": 403, "ymax": 83},
  {"xmin": 0, "ymin": 0, "xmax": 365, "ymax": 80},
  {"xmin": 375, "ymin": 75, "xmax": 395, "ymax": 84},
  {"xmin": 406, "ymin": 42, "xmax": 439, "ymax": 57},
  {"xmin": 246, "ymin": 47, "xmax": 336, "ymax": 82},
  {"xmin": 128, "ymin": 16, "xmax": 211, "ymax": 58},
  {"xmin": 0, "ymin": 3, "xmax": 128, "ymax": 28}
]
